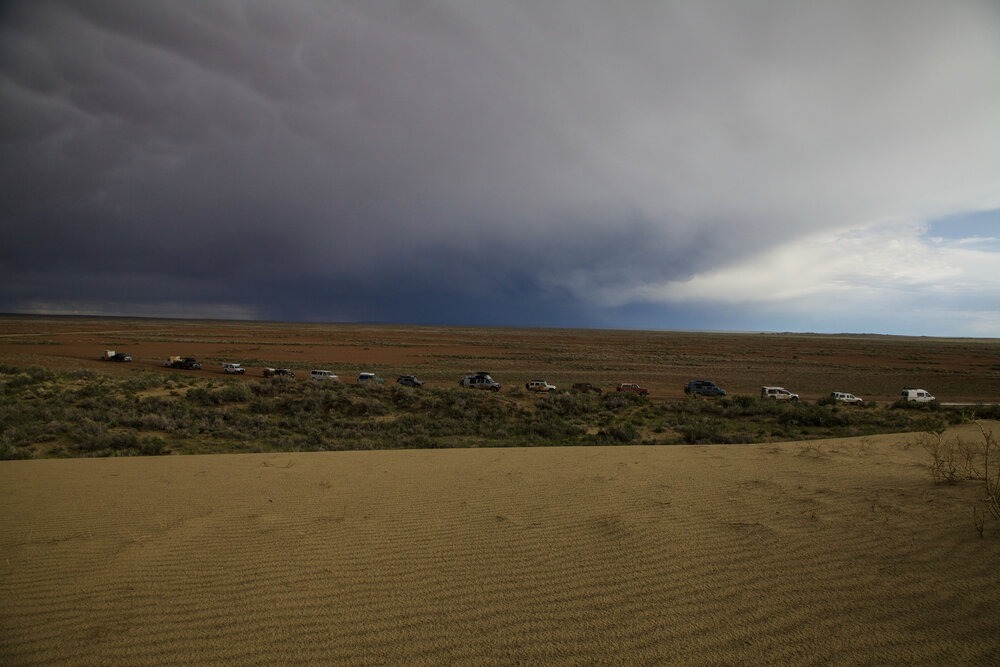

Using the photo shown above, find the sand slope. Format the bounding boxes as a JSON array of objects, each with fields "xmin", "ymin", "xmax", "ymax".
[{"xmin": 2, "ymin": 425, "xmax": 999, "ymax": 664}]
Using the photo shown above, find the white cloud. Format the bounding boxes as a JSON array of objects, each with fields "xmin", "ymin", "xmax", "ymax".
[{"xmin": 585, "ymin": 218, "xmax": 1000, "ymax": 334}]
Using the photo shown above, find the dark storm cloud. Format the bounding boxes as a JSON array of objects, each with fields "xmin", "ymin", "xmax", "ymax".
[{"xmin": 2, "ymin": 1, "xmax": 999, "ymax": 331}]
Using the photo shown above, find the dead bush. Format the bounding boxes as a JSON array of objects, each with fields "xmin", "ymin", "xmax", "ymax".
[{"xmin": 922, "ymin": 422, "xmax": 1000, "ymax": 537}]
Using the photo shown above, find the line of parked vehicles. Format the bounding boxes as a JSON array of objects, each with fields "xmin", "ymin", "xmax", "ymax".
[
  {"xmin": 680, "ymin": 378, "xmax": 935, "ymax": 404},
  {"xmin": 101, "ymin": 351, "xmax": 936, "ymax": 403}
]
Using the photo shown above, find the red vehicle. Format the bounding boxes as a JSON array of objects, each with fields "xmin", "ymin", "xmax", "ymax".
[{"xmin": 616, "ymin": 383, "xmax": 649, "ymax": 396}]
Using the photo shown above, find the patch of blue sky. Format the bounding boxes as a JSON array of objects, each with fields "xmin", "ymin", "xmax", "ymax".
[
  {"xmin": 925, "ymin": 208, "xmax": 1000, "ymax": 252},
  {"xmin": 926, "ymin": 208, "xmax": 1000, "ymax": 240}
]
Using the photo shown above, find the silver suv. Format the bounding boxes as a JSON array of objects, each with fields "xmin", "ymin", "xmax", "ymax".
[{"xmin": 831, "ymin": 392, "xmax": 863, "ymax": 405}]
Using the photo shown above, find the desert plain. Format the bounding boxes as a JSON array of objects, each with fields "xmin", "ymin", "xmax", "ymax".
[
  {"xmin": 1, "ymin": 316, "xmax": 999, "ymax": 664},
  {"xmin": 2, "ymin": 315, "xmax": 1000, "ymax": 402}
]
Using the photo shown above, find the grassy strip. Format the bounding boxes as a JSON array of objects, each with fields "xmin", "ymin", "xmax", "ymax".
[{"xmin": 3, "ymin": 365, "xmax": 996, "ymax": 459}]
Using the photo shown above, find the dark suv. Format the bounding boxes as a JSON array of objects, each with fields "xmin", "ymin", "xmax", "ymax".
[{"xmin": 684, "ymin": 380, "xmax": 726, "ymax": 397}]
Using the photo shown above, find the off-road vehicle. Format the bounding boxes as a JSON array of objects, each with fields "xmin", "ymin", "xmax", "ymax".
[
  {"xmin": 525, "ymin": 380, "xmax": 557, "ymax": 392},
  {"xmin": 460, "ymin": 372, "xmax": 501, "ymax": 391},
  {"xmin": 831, "ymin": 392, "xmax": 863, "ymax": 405},
  {"xmin": 164, "ymin": 356, "xmax": 202, "ymax": 370},
  {"xmin": 761, "ymin": 386, "xmax": 799, "ymax": 401},
  {"xmin": 684, "ymin": 380, "xmax": 726, "ymax": 397}
]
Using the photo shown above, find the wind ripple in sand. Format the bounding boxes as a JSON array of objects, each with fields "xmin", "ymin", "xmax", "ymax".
[{"xmin": 2, "ymin": 429, "xmax": 999, "ymax": 664}]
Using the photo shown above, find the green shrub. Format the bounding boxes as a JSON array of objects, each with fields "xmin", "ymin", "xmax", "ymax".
[
  {"xmin": 1, "ymin": 366, "xmax": 57, "ymax": 391},
  {"xmin": 122, "ymin": 373, "xmax": 168, "ymax": 393},
  {"xmin": 729, "ymin": 395, "xmax": 757, "ymax": 409},
  {"xmin": 0, "ymin": 435, "xmax": 33, "ymax": 460},
  {"xmin": 677, "ymin": 417, "xmax": 727, "ymax": 444},
  {"xmin": 218, "ymin": 382, "xmax": 252, "ymax": 403},
  {"xmin": 597, "ymin": 422, "xmax": 638, "ymax": 443},
  {"xmin": 186, "ymin": 383, "xmax": 251, "ymax": 406},
  {"xmin": 602, "ymin": 392, "xmax": 644, "ymax": 411},
  {"xmin": 1, "ymin": 362, "xmax": 979, "ymax": 457},
  {"xmin": 891, "ymin": 399, "xmax": 942, "ymax": 411},
  {"xmin": 537, "ymin": 392, "xmax": 599, "ymax": 417}
]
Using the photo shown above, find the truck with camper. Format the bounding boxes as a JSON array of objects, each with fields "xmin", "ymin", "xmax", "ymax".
[
  {"xmin": 164, "ymin": 356, "xmax": 202, "ymax": 370},
  {"xmin": 761, "ymin": 386, "xmax": 799, "ymax": 401}
]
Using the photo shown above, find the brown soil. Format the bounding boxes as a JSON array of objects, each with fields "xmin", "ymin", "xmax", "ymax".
[
  {"xmin": 2, "ymin": 317, "xmax": 999, "ymax": 662},
  {"xmin": 1, "ymin": 315, "xmax": 998, "ymax": 402},
  {"xmin": 2, "ymin": 423, "xmax": 998, "ymax": 663}
]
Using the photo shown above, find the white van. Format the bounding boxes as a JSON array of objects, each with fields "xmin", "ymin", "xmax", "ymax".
[
  {"xmin": 901, "ymin": 387, "xmax": 934, "ymax": 402},
  {"xmin": 310, "ymin": 370, "xmax": 340, "ymax": 382}
]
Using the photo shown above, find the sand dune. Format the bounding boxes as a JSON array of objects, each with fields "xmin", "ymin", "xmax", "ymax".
[{"xmin": 2, "ymin": 424, "xmax": 999, "ymax": 664}]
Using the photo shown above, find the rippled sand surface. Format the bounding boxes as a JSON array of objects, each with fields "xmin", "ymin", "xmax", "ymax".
[{"xmin": 3, "ymin": 424, "xmax": 999, "ymax": 664}]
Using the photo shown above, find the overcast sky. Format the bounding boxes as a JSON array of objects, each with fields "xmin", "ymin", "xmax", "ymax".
[{"xmin": 2, "ymin": 1, "xmax": 999, "ymax": 336}]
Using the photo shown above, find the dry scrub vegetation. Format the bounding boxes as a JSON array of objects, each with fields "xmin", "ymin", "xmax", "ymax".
[
  {"xmin": 3, "ymin": 364, "xmax": 996, "ymax": 459},
  {"xmin": 918, "ymin": 422, "xmax": 1000, "ymax": 536},
  {"xmin": 4, "ymin": 320, "xmax": 1000, "ymax": 664}
]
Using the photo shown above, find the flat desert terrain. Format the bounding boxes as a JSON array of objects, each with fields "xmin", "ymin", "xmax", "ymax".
[
  {"xmin": 2, "ymin": 318, "xmax": 999, "ymax": 663},
  {"xmin": 2, "ymin": 423, "xmax": 999, "ymax": 664},
  {"xmin": 2, "ymin": 315, "xmax": 999, "ymax": 402}
]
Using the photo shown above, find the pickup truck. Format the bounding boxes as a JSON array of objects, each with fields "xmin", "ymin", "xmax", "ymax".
[
  {"xmin": 164, "ymin": 356, "xmax": 202, "ymax": 370},
  {"xmin": 616, "ymin": 383, "xmax": 649, "ymax": 396}
]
